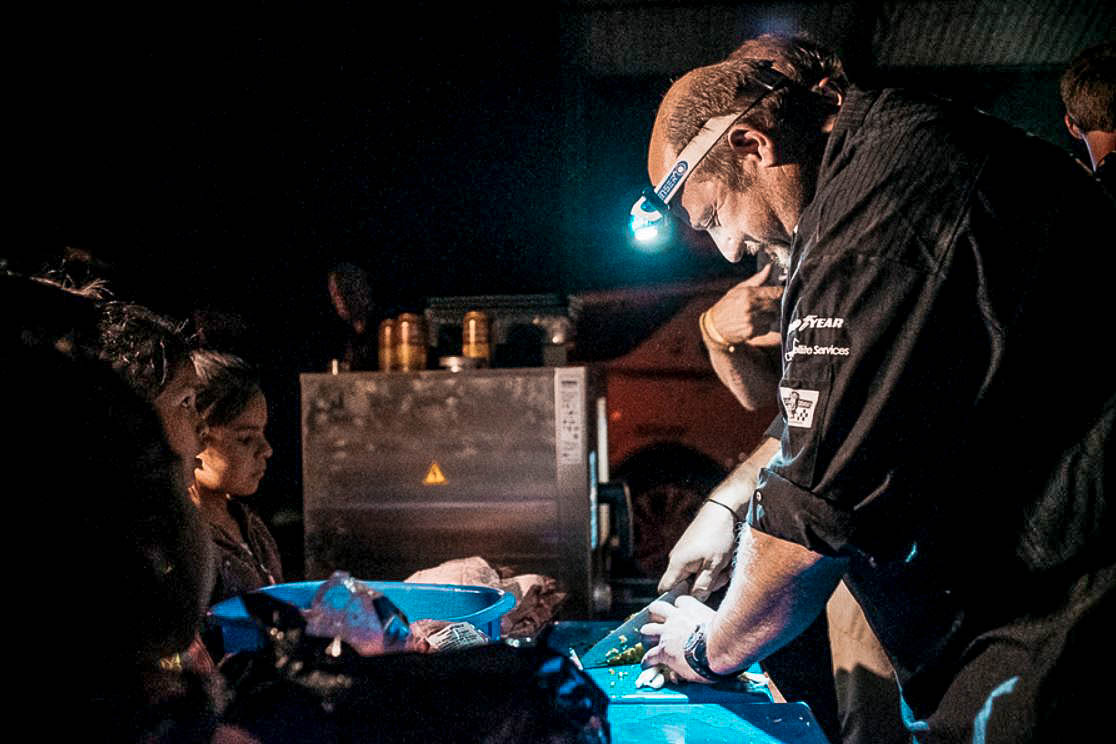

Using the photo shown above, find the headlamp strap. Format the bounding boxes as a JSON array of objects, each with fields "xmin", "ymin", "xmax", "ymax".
[{"xmin": 652, "ymin": 61, "xmax": 788, "ymax": 207}]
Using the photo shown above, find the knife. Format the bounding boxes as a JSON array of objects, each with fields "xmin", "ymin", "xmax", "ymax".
[{"xmin": 577, "ymin": 582, "xmax": 688, "ymax": 669}]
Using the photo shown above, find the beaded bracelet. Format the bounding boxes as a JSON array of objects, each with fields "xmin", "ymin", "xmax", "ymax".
[{"xmin": 702, "ymin": 497, "xmax": 742, "ymax": 522}]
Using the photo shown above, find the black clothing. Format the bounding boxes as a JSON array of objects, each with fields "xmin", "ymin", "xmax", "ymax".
[
  {"xmin": 203, "ymin": 499, "xmax": 285, "ymax": 660},
  {"xmin": 208, "ymin": 498, "xmax": 285, "ymax": 607},
  {"xmin": 749, "ymin": 87, "xmax": 1116, "ymax": 739},
  {"xmin": 1096, "ymin": 150, "xmax": 1115, "ymax": 198}
]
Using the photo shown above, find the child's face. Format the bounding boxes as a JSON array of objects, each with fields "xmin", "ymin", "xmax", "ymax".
[
  {"xmin": 151, "ymin": 363, "xmax": 203, "ymax": 488},
  {"xmin": 195, "ymin": 391, "xmax": 272, "ymax": 497}
]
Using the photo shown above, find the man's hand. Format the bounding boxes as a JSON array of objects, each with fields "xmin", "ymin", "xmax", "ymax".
[
  {"xmin": 706, "ymin": 262, "xmax": 784, "ymax": 347},
  {"xmin": 657, "ymin": 438, "xmax": 780, "ymax": 600},
  {"xmin": 657, "ymin": 501, "xmax": 735, "ymax": 601},
  {"xmin": 637, "ymin": 595, "xmax": 718, "ymax": 685}
]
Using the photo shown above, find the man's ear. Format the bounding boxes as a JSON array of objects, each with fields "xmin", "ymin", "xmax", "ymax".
[
  {"xmin": 1065, "ymin": 113, "xmax": 1084, "ymax": 140},
  {"xmin": 727, "ymin": 125, "xmax": 779, "ymax": 166}
]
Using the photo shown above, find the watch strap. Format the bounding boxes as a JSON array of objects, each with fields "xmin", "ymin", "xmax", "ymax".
[{"xmin": 683, "ymin": 623, "xmax": 739, "ymax": 682}]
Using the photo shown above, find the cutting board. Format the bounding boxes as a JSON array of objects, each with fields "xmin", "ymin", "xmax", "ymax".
[
  {"xmin": 608, "ymin": 702, "xmax": 831, "ymax": 744},
  {"xmin": 550, "ymin": 620, "xmax": 773, "ymax": 704},
  {"xmin": 585, "ymin": 662, "xmax": 772, "ymax": 704}
]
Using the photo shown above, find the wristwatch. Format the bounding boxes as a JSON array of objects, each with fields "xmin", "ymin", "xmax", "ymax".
[{"xmin": 682, "ymin": 623, "xmax": 740, "ymax": 682}]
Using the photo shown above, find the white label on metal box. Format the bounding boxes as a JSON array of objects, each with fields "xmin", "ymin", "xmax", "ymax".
[{"xmin": 555, "ymin": 369, "xmax": 584, "ymax": 465}]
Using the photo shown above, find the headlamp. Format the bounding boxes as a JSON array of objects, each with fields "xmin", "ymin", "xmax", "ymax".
[{"xmin": 629, "ymin": 61, "xmax": 789, "ymax": 240}]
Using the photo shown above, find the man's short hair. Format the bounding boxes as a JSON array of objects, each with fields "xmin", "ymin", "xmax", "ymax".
[
  {"xmin": 662, "ymin": 34, "xmax": 847, "ymax": 189},
  {"xmin": 1060, "ymin": 41, "xmax": 1116, "ymax": 133}
]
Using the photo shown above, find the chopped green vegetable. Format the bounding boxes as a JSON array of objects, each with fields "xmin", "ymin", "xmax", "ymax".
[{"xmin": 602, "ymin": 641, "xmax": 645, "ymax": 666}]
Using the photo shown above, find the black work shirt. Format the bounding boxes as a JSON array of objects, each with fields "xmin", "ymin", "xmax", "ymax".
[
  {"xmin": 1096, "ymin": 151, "xmax": 1115, "ymax": 199},
  {"xmin": 748, "ymin": 87, "xmax": 1116, "ymax": 723}
]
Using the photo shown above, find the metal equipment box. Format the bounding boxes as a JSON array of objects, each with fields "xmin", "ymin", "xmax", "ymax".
[{"xmin": 301, "ymin": 367, "xmax": 608, "ymax": 617}]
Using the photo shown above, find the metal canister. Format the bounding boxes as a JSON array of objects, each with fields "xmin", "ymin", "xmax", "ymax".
[
  {"xmin": 395, "ymin": 313, "xmax": 428, "ymax": 371},
  {"xmin": 462, "ymin": 310, "xmax": 491, "ymax": 367},
  {"xmin": 377, "ymin": 318, "xmax": 396, "ymax": 371}
]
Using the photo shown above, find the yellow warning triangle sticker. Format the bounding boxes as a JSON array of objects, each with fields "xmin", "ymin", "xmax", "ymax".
[{"xmin": 422, "ymin": 461, "xmax": 448, "ymax": 485}]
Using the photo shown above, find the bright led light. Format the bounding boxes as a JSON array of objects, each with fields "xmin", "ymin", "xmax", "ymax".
[
  {"xmin": 629, "ymin": 195, "xmax": 664, "ymax": 236},
  {"xmin": 629, "ymin": 195, "xmax": 669, "ymax": 250}
]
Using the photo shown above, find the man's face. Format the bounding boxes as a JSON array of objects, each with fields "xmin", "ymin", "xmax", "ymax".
[
  {"xmin": 152, "ymin": 362, "xmax": 203, "ymax": 487},
  {"xmin": 649, "ymin": 102, "xmax": 796, "ymax": 268},
  {"xmin": 646, "ymin": 64, "xmax": 816, "ymax": 269},
  {"xmin": 675, "ymin": 172, "xmax": 794, "ymax": 268}
]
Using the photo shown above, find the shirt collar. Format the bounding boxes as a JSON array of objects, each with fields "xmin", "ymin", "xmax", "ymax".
[{"xmin": 1097, "ymin": 151, "xmax": 1114, "ymax": 174}]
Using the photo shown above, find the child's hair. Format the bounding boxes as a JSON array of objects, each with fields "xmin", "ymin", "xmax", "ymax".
[
  {"xmin": 192, "ymin": 349, "xmax": 263, "ymax": 427},
  {"xmin": 95, "ymin": 301, "xmax": 193, "ymax": 401}
]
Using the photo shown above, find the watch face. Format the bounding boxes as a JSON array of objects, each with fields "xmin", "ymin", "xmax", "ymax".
[
  {"xmin": 685, "ymin": 624, "xmax": 703, "ymax": 651},
  {"xmin": 683, "ymin": 624, "xmax": 706, "ymax": 663},
  {"xmin": 683, "ymin": 623, "xmax": 733, "ymax": 682},
  {"xmin": 678, "ymin": 624, "xmax": 696, "ymax": 651}
]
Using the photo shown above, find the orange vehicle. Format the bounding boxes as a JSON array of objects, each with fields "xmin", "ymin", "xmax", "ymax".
[{"xmin": 571, "ymin": 278, "xmax": 777, "ymax": 581}]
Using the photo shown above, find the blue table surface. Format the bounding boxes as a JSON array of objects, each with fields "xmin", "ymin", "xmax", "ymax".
[
  {"xmin": 551, "ymin": 621, "xmax": 770, "ymax": 704},
  {"xmin": 552, "ymin": 621, "xmax": 831, "ymax": 742},
  {"xmin": 585, "ymin": 662, "xmax": 771, "ymax": 704},
  {"xmin": 607, "ymin": 702, "xmax": 831, "ymax": 744}
]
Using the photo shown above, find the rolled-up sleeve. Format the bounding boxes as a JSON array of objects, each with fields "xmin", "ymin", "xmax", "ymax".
[{"xmin": 749, "ymin": 468, "xmax": 854, "ymax": 553}]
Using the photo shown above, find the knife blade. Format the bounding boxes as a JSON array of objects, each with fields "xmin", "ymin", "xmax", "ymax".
[{"xmin": 578, "ymin": 582, "xmax": 688, "ymax": 669}]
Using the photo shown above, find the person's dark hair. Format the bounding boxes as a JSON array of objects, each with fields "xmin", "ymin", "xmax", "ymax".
[
  {"xmin": 2, "ymin": 271, "xmax": 102, "ymax": 357},
  {"xmin": 13, "ymin": 343, "xmax": 214, "ymax": 740},
  {"xmin": 30, "ymin": 266, "xmax": 114, "ymax": 301},
  {"xmin": 95, "ymin": 301, "xmax": 193, "ymax": 402},
  {"xmin": 193, "ymin": 349, "xmax": 263, "ymax": 428},
  {"xmin": 1060, "ymin": 41, "xmax": 1116, "ymax": 133},
  {"xmin": 662, "ymin": 33, "xmax": 847, "ymax": 189}
]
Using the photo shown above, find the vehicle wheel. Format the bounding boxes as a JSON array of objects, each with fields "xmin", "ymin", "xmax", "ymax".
[
  {"xmin": 615, "ymin": 447, "xmax": 726, "ymax": 579},
  {"xmin": 630, "ymin": 480, "xmax": 708, "ymax": 577}
]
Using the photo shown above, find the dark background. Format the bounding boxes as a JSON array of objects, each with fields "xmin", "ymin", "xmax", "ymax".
[{"xmin": 9, "ymin": 1, "xmax": 1113, "ymax": 577}]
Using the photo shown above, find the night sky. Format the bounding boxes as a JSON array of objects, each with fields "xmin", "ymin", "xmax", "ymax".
[{"xmin": 18, "ymin": 7, "xmax": 579, "ymax": 324}]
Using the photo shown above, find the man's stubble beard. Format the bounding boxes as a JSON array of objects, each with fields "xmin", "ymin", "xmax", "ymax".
[
  {"xmin": 765, "ymin": 244, "xmax": 791, "ymax": 270},
  {"xmin": 737, "ymin": 164, "xmax": 800, "ymax": 271}
]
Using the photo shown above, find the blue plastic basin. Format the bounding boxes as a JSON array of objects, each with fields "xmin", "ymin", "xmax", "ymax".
[{"xmin": 207, "ymin": 580, "xmax": 516, "ymax": 653}]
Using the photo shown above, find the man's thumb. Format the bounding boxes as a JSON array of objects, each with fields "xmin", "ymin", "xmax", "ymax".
[
  {"xmin": 741, "ymin": 261, "xmax": 773, "ymax": 286},
  {"xmin": 691, "ymin": 568, "xmax": 715, "ymax": 601}
]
